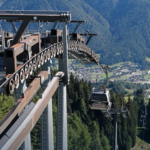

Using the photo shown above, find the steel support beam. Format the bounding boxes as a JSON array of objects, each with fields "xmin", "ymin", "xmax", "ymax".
[
  {"xmin": 73, "ymin": 22, "xmax": 82, "ymax": 33},
  {"xmin": 18, "ymin": 134, "xmax": 31, "ymax": 150},
  {"xmin": 41, "ymin": 101, "xmax": 54, "ymax": 150},
  {"xmin": 62, "ymin": 22, "xmax": 68, "ymax": 85},
  {"xmin": 113, "ymin": 114, "xmax": 118, "ymax": 150},
  {"xmin": 86, "ymin": 36, "xmax": 92, "ymax": 45},
  {"xmin": 41, "ymin": 60, "xmax": 54, "ymax": 150},
  {"xmin": 0, "ymin": 12, "xmax": 71, "ymax": 22},
  {"xmin": 57, "ymin": 82, "xmax": 67, "ymax": 150},
  {"xmin": 1, "ymin": 72, "xmax": 63, "ymax": 150},
  {"xmin": 0, "ymin": 71, "xmax": 48, "ymax": 135},
  {"xmin": 14, "ymin": 80, "xmax": 32, "ymax": 150},
  {"xmin": 11, "ymin": 19, "xmax": 30, "ymax": 46},
  {"xmin": 0, "ymin": 10, "xmax": 70, "ymax": 15},
  {"xmin": 0, "ymin": 102, "xmax": 34, "ymax": 150},
  {"xmin": 56, "ymin": 22, "xmax": 68, "ymax": 150}
]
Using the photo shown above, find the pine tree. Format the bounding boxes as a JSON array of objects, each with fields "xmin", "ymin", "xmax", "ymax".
[
  {"xmin": 78, "ymin": 98, "xmax": 87, "ymax": 120},
  {"xmin": 68, "ymin": 113, "xmax": 91, "ymax": 150},
  {"xmin": 101, "ymin": 128, "xmax": 111, "ymax": 150},
  {"xmin": 89, "ymin": 121, "xmax": 103, "ymax": 150}
]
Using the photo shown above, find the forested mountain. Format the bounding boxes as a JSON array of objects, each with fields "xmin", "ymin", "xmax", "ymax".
[
  {"xmin": 30, "ymin": 73, "xmax": 150, "ymax": 150},
  {"xmin": 0, "ymin": 0, "xmax": 150, "ymax": 68},
  {"xmin": 0, "ymin": 72, "xmax": 149, "ymax": 149}
]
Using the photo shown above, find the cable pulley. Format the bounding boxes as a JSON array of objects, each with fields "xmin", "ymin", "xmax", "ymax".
[
  {"xmin": 33, "ymin": 57, "xmax": 37, "ymax": 71},
  {"xmin": 44, "ymin": 51, "xmax": 47, "ymax": 63},
  {"xmin": 28, "ymin": 61, "xmax": 33, "ymax": 75},
  {"xmin": 37, "ymin": 55, "xmax": 41, "ymax": 68},
  {"xmin": 14, "ymin": 73, "xmax": 19, "ymax": 89},
  {"xmin": 41, "ymin": 53, "xmax": 44, "ymax": 65},
  {"xmin": 20, "ymin": 68, "xmax": 25, "ymax": 83},
  {"xmin": 9, "ymin": 78, "xmax": 15, "ymax": 94},
  {"xmin": 24, "ymin": 64, "xmax": 29, "ymax": 79},
  {"xmin": 47, "ymin": 49, "xmax": 50, "ymax": 60}
]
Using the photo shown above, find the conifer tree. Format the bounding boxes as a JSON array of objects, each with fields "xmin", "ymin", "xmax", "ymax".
[
  {"xmin": 89, "ymin": 121, "xmax": 103, "ymax": 150},
  {"xmin": 101, "ymin": 128, "xmax": 111, "ymax": 150}
]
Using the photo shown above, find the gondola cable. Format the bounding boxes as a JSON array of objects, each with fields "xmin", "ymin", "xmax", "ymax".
[{"xmin": 99, "ymin": 61, "xmax": 110, "ymax": 91}]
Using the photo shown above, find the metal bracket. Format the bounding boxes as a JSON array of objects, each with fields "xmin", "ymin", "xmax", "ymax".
[{"xmin": 86, "ymin": 36, "xmax": 93, "ymax": 45}]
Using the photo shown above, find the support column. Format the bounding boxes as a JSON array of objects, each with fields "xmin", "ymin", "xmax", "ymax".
[
  {"xmin": 57, "ymin": 82, "xmax": 67, "ymax": 150},
  {"xmin": 41, "ymin": 60, "xmax": 54, "ymax": 150},
  {"xmin": 18, "ymin": 134, "xmax": 31, "ymax": 150},
  {"xmin": 1, "ymin": 30, "xmax": 5, "ymax": 49},
  {"xmin": 56, "ymin": 21, "xmax": 68, "ymax": 150},
  {"xmin": 115, "ymin": 120, "xmax": 118, "ymax": 150},
  {"xmin": 16, "ymin": 80, "xmax": 31, "ymax": 150},
  {"xmin": 113, "ymin": 114, "xmax": 118, "ymax": 150},
  {"xmin": 62, "ymin": 22, "xmax": 68, "ymax": 85}
]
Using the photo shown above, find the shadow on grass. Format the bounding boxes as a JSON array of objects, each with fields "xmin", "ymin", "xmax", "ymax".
[{"xmin": 137, "ymin": 127, "xmax": 150, "ymax": 143}]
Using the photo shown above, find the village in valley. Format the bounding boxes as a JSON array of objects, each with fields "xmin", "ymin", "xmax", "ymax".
[{"xmin": 68, "ymin": 60, "xmax": 150, "ymax": 84}]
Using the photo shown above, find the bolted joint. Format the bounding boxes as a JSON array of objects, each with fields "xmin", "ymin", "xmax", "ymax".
[
  {"xmin": 55, "ymin": 71, "xmax": 65, "ymax": 83},
  {"xmin": 60, "ymin": 75, "xmax": 68, "ymax": 85}
]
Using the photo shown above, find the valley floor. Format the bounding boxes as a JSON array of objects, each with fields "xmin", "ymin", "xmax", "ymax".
[{"xmin": 69, "ymin": 61, "xmax": 150, "ymax": 85}]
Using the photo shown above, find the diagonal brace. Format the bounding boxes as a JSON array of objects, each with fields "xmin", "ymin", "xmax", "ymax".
[
  {"xmin": 11, "ymin": 19, "xmax": 30, "ymax": 46},
  {"xmin": 52, "ymin": 21, "xmax": 59, "ymax": 29},
  {"xmin": 86, "ymin": 36, "xmax": 93, "ymax": 45},
  {"xmin": 73, "ymin": 22, "xmax": 82, "ymax": 33},
  {"xmin": 9, "ymin": 21, "xmax": 18, "ymax": 33}
]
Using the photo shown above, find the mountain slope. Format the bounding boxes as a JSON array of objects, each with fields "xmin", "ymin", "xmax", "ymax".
[
  {"xmin": 1, "ymin": 0, "xmax": 150, "ymax": 68},
  {"xmin": 83, "ymin": 0, "xmax": 150, "ymax": 68}
]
